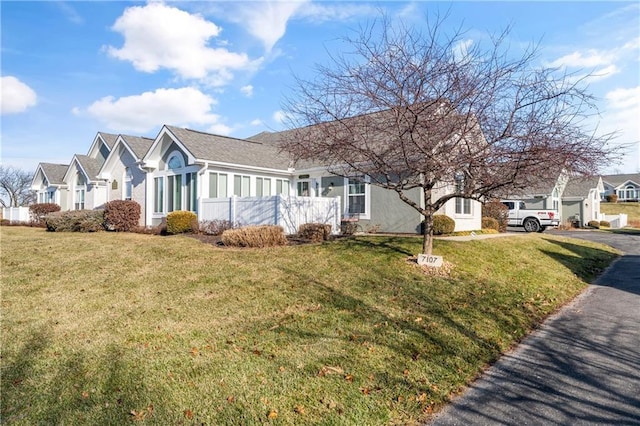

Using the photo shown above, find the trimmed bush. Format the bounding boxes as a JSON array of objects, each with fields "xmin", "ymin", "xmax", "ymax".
[
  {"xmin": 298, "ymin": 223, "xmax": 332, "ymax": 242},
  {"xmin": 200, "ymin": 219, "xmax": 236, "ymax": 236},
  {"xmin": 481, "ymin": 217, "xmax": 500, "ymax": 231},
  {"xmin": 587, "ymin": 220, "xmax": 600, "ymax": 229},
  {"xmin": 340, "ymin": 221, "xmax": 358, "ymax": 236},
  {"xmin": 29, "ymin": 203, "xmax": 61, "ymax": 226},
  {"xmin": 104, "ymin": 200, "xmax": 141, "ymax": 232},
  {"xmin": 45, "ymin": 210, "xmax": 105, "ymax": 232},
  {"xmin": 605, "ymin": 194, "xmax": 618, "ymax": 203},
  {"xmin": 166, "ymin": 211, "xmax": 198, "ymax": 234},
  {"xmin": 599, "ymin": 220, "xmax": 611, "ymax": 227},
  {"xmin": 482, "ymin": 200, "xmax": 509, "ymax": 232},
  {"xmin": 222, "ymin": 225, "xmax": 288, "ymax": 248},
  {"xmin": 431, "ymin": 215, "xmax": 455, "ymax": 235}
]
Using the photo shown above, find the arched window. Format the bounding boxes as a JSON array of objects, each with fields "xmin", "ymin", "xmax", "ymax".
[
  {"xmin": 167, "ymin": 153, "xmax": 184, "ymax": 170},
  {"xmin": 124, "ymin": 167, "xmax": 133, "ymax": 200},
  {"xmin": 75, "ymin": 172, "xmax": 86, "ymax": 210}
]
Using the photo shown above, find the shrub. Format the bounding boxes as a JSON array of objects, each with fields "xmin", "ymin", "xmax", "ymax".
[
  {"xmin": 426, "ymin": 215, "xmax": 455, "ymax": 235},
  {"xmin": 340, "ymin": 221, "xmax": 358, "ymax": 236},
  {"xmin": 222, "ymin": 225, "xmax": 288, "ymax": 248},
  {"xmin": 166, "ymin": 211, "xmax": 198, "ymax": 234},
  {"xmin": 482, "ymin": 200, "xmax": 509, "ymax": 232},
  {"xmin": 298, "ymin": 223, "xmax": 332, "ymax": 242},
  {"xmin": 29, "ymin": 203, "xmax": 61, "ymax": 226},
  {"xmin": 45, "ymin": 210, "xmax": 105, "ymax": 232},
  {"xmin": 104, "ymin": 200, "xmax": 141, "ymax": 232},
  {"xmin": 587, "ymin": 220, "xmax": 600, "ymax": 229},
  {"xmin": 599, "ymin": 220, "xmax": 611, "ymax": 227},
  {"xmin": 200, "ymin": 219, "xmax": 236, "ymax": 236},
  {"xmin": 605, "ymin": 194, "xmax": 618, "ymax": 203},
  {"xmin": 481, "ymin": 217, "xmax": 500, "ymax": 231}
]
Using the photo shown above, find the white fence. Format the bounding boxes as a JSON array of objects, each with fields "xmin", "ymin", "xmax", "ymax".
[
  {"xmin": 1, "ymin": 207, "xmax": 30, "ymax": 223},
  {"xmin": 601, "ymin": 213, "xmax": 628, "ymax": 229},
  {"xmin": 200, "ymin": 195, "xmax": 341, "ymax": 235}
]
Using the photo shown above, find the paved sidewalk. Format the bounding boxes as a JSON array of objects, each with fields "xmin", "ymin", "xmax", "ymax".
[{"xmin": 429, "ymin": 231, "xmax": 640, "ymax": 425}]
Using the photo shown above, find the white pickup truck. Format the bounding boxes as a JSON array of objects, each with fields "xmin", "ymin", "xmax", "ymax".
[{"xmin": 501, "ymin": 200, "xmax": 560, "ymax": 233}]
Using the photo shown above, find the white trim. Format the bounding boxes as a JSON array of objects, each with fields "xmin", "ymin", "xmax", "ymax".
[{"xmin": 343, "ymin": 175, "xmax": 371, "ymax": 220}]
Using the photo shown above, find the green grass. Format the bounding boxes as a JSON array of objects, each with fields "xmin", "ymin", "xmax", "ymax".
[
  {"xmin": 1, "ymin": 227, "xmax": 619, "ymax": 425},
  {"xmin": 601, "ymin": 202, "xmax": 640, "ymax": 227}
]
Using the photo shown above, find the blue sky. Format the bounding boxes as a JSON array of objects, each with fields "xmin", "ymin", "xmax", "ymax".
[{"xmin": 2, "ymin": 1, "xmax": 639, "ymax": 175}]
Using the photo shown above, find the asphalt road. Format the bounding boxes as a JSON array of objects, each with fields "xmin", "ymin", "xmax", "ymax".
[{"xmin": 429, "ymin": 230, "xmax": 640, "ymax": 425}]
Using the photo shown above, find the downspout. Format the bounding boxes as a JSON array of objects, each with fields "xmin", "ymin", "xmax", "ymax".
[{"xmin": 197, "ymin": 161, "xmax": 210, "ymax": 217}]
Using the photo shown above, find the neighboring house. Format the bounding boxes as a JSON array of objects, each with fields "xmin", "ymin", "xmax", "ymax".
[
  {"xmin": 561, "ymin": 175, "xmax": 604, "ymax": 227},
  {"xmin": 602, "ymin": 174, "xmax": 640, "ymax": 202},
  {"xmin": 63, "ymin": 154, "xmax": 108, "ymax": 210},
  {"xmin": 98, "ymin": 134, "xmax": 154, "ymax": 225},
  {"xmin": 31, "ymin": 163, "xmax": 70, "ymax": 209},
  {"xmin": 497, "ymin": 174, "xmax": 567, "ymax": 217}
]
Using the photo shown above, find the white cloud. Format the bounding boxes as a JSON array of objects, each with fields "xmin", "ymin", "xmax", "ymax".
[
  {"xmin": 1, "ymin": 76, "xmax": 37, "ymax": 114},
  {"xmin": 240, "ymin": 85, "xmax": 254, "ymax": 97},
  {"xmin": 77, "ymin": 87, "xmax": 227, "ymax": 133},
  {"xmin": 250, "ymin": 119, "xmax": 263, "ymax": 126},
  {"xmin": 548, "ymin": 49, "xmax": 614, "ymax": 68},
  {"xmin": 272, "ymin": 110, "xmax": 287, "ymax": 124},
  {"xmin": 296, "ymin": 3, "xmax": 378, "ymax": 23},
  {"xmin": 599, "ymin": 86, "xmax": 640, "ymax": 173},
  {"xmin": 105, "ymin": 3, "xmax": 254, "ymax": 84},
  {"xmin": 231, "ymin": 1, "xmax": 307, "ymax": 51}
]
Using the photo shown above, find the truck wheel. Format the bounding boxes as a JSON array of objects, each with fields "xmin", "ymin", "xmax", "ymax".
[
  {"xmin": 537, "ymin": 226, "xmax": 546, "ymax": 233},
  {"xmin": 523, "ymin": 218, "xmax": 540, "ymax": 233}
]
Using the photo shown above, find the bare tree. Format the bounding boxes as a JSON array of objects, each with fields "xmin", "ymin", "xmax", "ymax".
[
  {"xmin": 0, "ymin": 166, "xmax": 36, "ymax": 207},
  {"xmin": 280, "ymin": 14, "xmax": 619, "ymax": 255}
]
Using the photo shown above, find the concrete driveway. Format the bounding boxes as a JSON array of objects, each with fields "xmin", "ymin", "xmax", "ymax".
[{"xmin": 429, "ymin": 230, "xmax": 640, "ymax": 425}]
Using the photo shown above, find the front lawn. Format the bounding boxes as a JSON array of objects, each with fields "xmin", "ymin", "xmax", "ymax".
[
  {"xmin": 1, "ymin": 227, "xmax": 618, "ymax": 425},
  {"xmin": 601, "ymin": 202, "xmax": 640, "ymax": 227}
]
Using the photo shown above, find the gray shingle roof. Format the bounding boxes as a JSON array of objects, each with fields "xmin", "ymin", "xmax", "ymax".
[
  {"xmin": 75, "ymin": 155, "xmax": 104, "ymax": 181},
  {"xmin": 99, "ymin": 132, "xmax": 119, "ymax": 149},
  {"xmin": 601, "ymin": 173, "xmax": 640, "ymax": 188},
  {"xmin": 165, "ymin": 126, "xmax": 291, "ymax": 170},
  {"xmin": 40, "ymin": 163, "xmax": 68, "ymax": 185},
  {"xmin": 121, "ymin": 135, "xmax": 154, "ymax": 159},
  {"xmin": 563, "ymin": 176, "xmax": 600, "ymax": 198}
]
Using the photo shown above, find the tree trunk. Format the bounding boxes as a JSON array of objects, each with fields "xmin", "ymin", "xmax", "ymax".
[{"xmin": 422, "ymin": 187, "xmax": 434, "ymax": 255}]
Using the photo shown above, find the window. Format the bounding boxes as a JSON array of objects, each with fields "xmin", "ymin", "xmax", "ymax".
[
  {"xmin": 276, "ymin": 179, "xmax": 290, "ymax": 195},
  {"xmin": 75, "ymin": 172, "xmax": 85, "ymax": 210},
  {"xmin": 185, "ymin": 172, "xmax": 197, "ymax": 212},
  {"xmin": 167, "ymin": 174, "xmax": 182, "ymax": 212},
  {"xmin": 256, "ymin": 177, "xmax": 271, "ymax": 197},
  {"xmin": 297, "ymin": 181, "xmax": 310, "ymax": 196},
  {"xmin": 75, "ymin": 189, "xmax": 85, "ymax": 210},
  {"xmin": 233, "ymin": 175, "xmax": 250, "ymax": 196},
  {"xmin": 124, "ymin": 168, "xmax": 133, "ymax": 200},
  {"xmin": 48, "ymin": 191, "xmax": 54, "ymax": 203},
  {"xmin": 154, "ymin": 177, "xmax": 164, "ymax": 213},
  {"xmin": 455, "ymin": 197, "xmax": 471, "ymax": 215},
  {"xmin": 167, "ymin": 154, "xmax": 184, "ymax": 170},
  {"xmin": 348, "ymin": 177, "xmax": 366, "ymax": 215},
  {"xmin": 209, "ymin": 172, "xmax": 228, "ymax": 198}
]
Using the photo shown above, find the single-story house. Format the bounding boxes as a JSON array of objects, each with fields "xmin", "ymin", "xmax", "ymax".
[
  {"xmin": 32, "ymin": 121, "xmax": 483, "ymax": 234},
  {"xmin": 31, "ymin": 132, "xmax": 118, "ymax": 209},
  {"xmin": 602, "ymin": 174, "xmax": 640, "ymax": 202},
  {"xmin": 561, "ymin": 175, "xmax": 604, "ymax": 227}
]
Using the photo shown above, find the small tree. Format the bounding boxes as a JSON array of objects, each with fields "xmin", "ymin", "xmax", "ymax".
[
  {"xmin": 0, "ymin": 166, "xmax": 36, "ymax": 207},
  {"xmin": 280, "ymin": 14, "xmax": 618, "ymax": 254}
]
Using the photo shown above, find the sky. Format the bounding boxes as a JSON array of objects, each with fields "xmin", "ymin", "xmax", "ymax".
[{"xmin": 2, "ymin": 1, "xmax": 639, "ymax": 175}]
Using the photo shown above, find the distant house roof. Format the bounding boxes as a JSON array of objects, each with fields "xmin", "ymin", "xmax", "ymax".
[
  {"xmin": 163, "ymin": 125, "xmax": 292, "ymax": 170},
  {"xmin": 75, "ymin": 155, "xmax": 105, "ymax": 181},
  {"xmin": 39, "ymin": 163, "xmax": 69, "ymax": 185},
  {"xmin": 601, "ymin": 173, "xmax": 640, "ymax": 188},
  {"xmin": 120, "ymin": 135, "xmax": 154, "ymax": 159},
  {"xmin": 563, "ymin": 176, "xmax": 602, "ymax": 199}
]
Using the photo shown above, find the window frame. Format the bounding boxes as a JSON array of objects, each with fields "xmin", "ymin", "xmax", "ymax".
[{"xmin": 344, "ymin": 176, "xmax": 370, "ymax": 220}]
